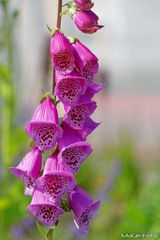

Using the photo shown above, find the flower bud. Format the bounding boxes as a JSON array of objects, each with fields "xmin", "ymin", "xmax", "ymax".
[
  {"xmin": 73, "ymin": 10, "xmax": 104, "ymax": 34},
  {"xmin": 74, "ymin": 0, "xmax": 94, "ymax": 10}
]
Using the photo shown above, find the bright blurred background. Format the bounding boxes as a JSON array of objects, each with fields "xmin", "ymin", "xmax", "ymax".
[{"xmin": 1, "ymin": 0, "xmax": 160, "ymax": 239}]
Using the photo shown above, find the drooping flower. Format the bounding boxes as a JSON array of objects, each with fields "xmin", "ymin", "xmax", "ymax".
[
  {"xmin": 78, "ymin": 82, "xmax": 105, "ymax": 103},
  {"xmin": 36, "ymin": 152, "xmax": 76, "ymax": 201},
  {"xmin": 25, "ymin": 97, "xmax": 63, "ymax": 151},
  {"xmin": 73, "ymin": 10, "xmax": 104, "ymax": 34},
  {"xmin": 55, "ymin": 69, "xmax": 87, "ymax": 107},
  {"xmin": 72, "ymin": 40, "xmax": 99, "ymax": 85},
  {"xmin": 10, "ymin": 147, "xmax": 42, "ymax": 196},
  {"xmin": 63, "ymin": 100, "xmax": 97, "ymax": 130},
  {"xmin": 28, "ymin": 190, "xmax": 64, "ymax": 227},
  {"xmin": 74, "ymin": 0, "xmax": 94, "ymax": 10},
  {"xmin": 69, "ymin": 186, "xmax": 101, "ymax": 233},
  {"xmin": 58, "ymin": 123, "xmax": 92, "ymax": 174},
  {"xmin": 78, "ymin": 117, "xmax": 100, "ymax": 139},
  {"xmin": 50, "ymin": 30, "xmax": 75, "ymax": 74}
]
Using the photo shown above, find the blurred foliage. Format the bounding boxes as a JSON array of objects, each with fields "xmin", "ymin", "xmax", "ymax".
[{"xmin": 0, "ymin": 1, "xmax": 160, "ymax": 240}]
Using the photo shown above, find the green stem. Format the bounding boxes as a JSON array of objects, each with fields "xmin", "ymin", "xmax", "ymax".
[{"xmin": 52, "ymin": 0, "xmax": 63, "ymax": 95}]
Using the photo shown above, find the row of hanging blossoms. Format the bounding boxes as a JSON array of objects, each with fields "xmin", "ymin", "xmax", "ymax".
[{"xmin": 10, "ymin": 0, "xmax": 104, "ymax": 234}]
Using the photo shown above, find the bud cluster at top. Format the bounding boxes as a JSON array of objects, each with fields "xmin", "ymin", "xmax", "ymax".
[{"xmin": 10, "ymin": 0, "xmax": 104, "ymax": 234}]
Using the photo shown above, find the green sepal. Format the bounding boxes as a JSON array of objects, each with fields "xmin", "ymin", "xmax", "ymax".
[
  {"xmin": 60, "ymin": 9, "xmax": 69, "ymax": 16},
  {"xmin": 46, "ymin": 25, "xmax": 55, "ymax": 36},
  {"xmin": 40, "ymin": 92, "xmax": 56, "ymax": 105},
  {"xmin": 40, "ymin": 92, "xmax": 50, "ymax": 103},
  {"xmin": 67, "ymin": 36, "xmax": 79, "ymax": 44},
  {"xmin": 67, "ymin": 2, "xmax": 78, "ymax": 17}
]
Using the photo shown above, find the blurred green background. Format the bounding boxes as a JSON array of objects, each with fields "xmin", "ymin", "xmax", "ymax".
[{"xmin": 1, "ymin": 0, "xmax": 160, "ymax": 239}]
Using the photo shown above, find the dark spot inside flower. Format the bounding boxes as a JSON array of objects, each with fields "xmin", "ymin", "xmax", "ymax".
[
  {"xmin": 39, "ymin": 206, "xmax": 56, "ymax": 223},
  {"xmin": 58, "ymin": 78, "xmax": 82, "ymax": 104},
  {"xmin": 54, "ymin": 51, "xmax": 73, "ymax": 72},
  {"xmin": 39, "ymin": 174, "xmax": 74, "ymax": 199},
  {"xmin": 67, "ymin": 105, "xmax": 88, "ymax": 129},
  {"xmin": 31, "ymin": 123, "xmax": 57, "ymax": 150},
  {"xmin": 82, "ymin": 62, "xmax": 95, "ymax": 84},
  {"xmin": 62, "ymin": 147, "xmax": 86, "ymax": 173}
]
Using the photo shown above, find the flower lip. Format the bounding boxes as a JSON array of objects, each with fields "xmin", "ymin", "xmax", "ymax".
[
  {"xmin": 27, "ymin": 190, "xmax": 64, "ymax": 227},
  {"xmin": 28, "ymin": 203, "xmax": 64, "ymax": 228},
  {"xmin": 69, "ymin": 186, "xmax": 101, "ymax": 233},
  {"xmin": 64, "ymin": 101, "xmax": 97, "ymax": 130},
  {"xmin": 55, "ymin": 69, "xmax": 87, "ymax": 107},
  {"xmin": 10, "ymin": 147, "xmax": 42, "ymax": 196},
  {"xmin": 36, "ymin": 171, "xmax": 76, "ymax": 201},
  {"xmin": 58, "ymin": 141, "xmax": 92, "ymax": 174},
  {"xmin": 77, "ymin": 117, "xmax": 100, "ymax": 139},
  {"xmin": 10, "ymin": 167, "xmax": 36, "ymax": 196},
  {"xmin": 25, "ymin": 122, "xmax": 63, "ymax": 151},
  {"xmin": 76, "ymin": 200, "xmax": 101, "ymax": 233}
]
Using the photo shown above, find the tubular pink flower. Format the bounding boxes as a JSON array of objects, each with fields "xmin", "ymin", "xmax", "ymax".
[
  {"xmin": 58, "ymin": 123, "xmax": 92, "ymax": 174},
  {"xmin": 72, "ymin": 40, "xmax": 99, "ymax": 85},
  {"xmin": 63, "ymin": 100, "xmax": 97, "ymax": 130},
  {"xmin": 10, "ymin": 147, "xmax": 42, "ymax": 196},
  {"xmin": 25, "ymin": 97, "xmax": 63, "ymax": 151},
  {"xmin": 78, "ymin": 117, "xmax": 100, "ymax": 139},
  {"xmin": 50, "ymin": 30, "xmax": 75, "ymax": 74},
  {"xmin": 28, "ymin": 190, "xmax": 64, "ymax": 228},
  {"xmin": 36, "ymin": 152, "xmax": 76, "ymax": 201},
  {"xmin": 55, "ymin": 69, "xmax": 87, "ymax": 107},
  {"xmin": 69, "ymin": 186, "xmax": 101, "ymax": 233},
  {"xmin": 74, "ymin": 0, "xmax": 94, "ymax": 10},
  {"xmin": 78, "ymin": 83, "xmax": 106, "ymax": 104},
  {"xmin": 73, "ymin": 10, "xmax": 104, "ymax": 34}
]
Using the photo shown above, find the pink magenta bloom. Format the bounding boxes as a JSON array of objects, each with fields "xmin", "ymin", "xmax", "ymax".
[
  {"xmin": 10, "ymin": 147, "xmax": 42, "ymax": 196},
  {"xmin": 69, "ymin": 186, "xmax": 101, "ymax": 233},
  {"xmin": 50, "ymin": 30, "xmax": 74, "ymax": 74},
  {"xmin": 74, "ymin": 0, "xmax": 94, "ymax": 10},
  {"xmin": 28, "ymin": 190, "xmax": 64, "ymax": 227},
  {"xmin": 55, "ymin": 69, "xmax": 87, "ymax": 107},
  {"xmin": 25, "ymin": 98, "xmax": 63, "ymax": 151},
  {"xmin": 63, "ymin": 100, "xmax": 97, "ymax": 130},
  {"xmin": 36, "ymin": 152, "xmax": 76, "ymax": 201},
  {"xmin": 73, "ymin": 10, "xmax": 104, "ymax": 34},
  {"xmin": 58, "ymin": 123, "xmax": 92, "ymax": 174},
  {"xmin": 72, "ymin": 40, "xmax": 99, "ymax": 85},
  {"xmin": 78, "ymin": 117, "xmax": 100, "ymax": 139},
  {"xmin": 78, "ymin": 83, "xmax": 105, "ymax": 104}
]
